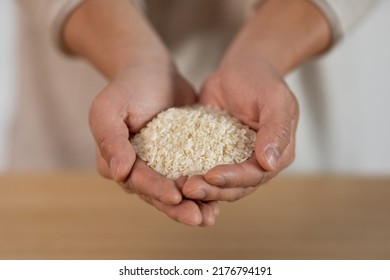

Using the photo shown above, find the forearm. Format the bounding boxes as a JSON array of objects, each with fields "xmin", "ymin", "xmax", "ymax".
[
  {"xmin": 63, "ymin": 0, "xmax": 170, "ymax": 79},
  {"xmin": 222, "ymin": 0, "xmax": 332, "ymax": 75}
]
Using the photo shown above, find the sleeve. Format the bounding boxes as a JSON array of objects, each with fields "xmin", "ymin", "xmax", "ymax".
[
  {"xmin": 55, "ymin": 0, "xmax": 146, "ymax": 54},
  {"xmin": 16, "ymin": 0, "xmax": 84, "ymax": 54},
  {"xmin": 309, "ymin": 0, "xmax": 377, "ymax": 43},
  {"xmin": 52, "ymin": 0, "xmax": 85, "ymax": 54},
  {"xmin": 16, "ymin": 0, "xmax": 145, "ymax": 55}
]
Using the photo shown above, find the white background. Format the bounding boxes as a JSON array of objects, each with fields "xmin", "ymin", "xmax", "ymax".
[
  {"xmin": 287, "ymin": 0, "xmax": 390, "ymax": 174},
  {"xmin": 0, "ymin": 0, "xmax": 389, "ymax": 174}
]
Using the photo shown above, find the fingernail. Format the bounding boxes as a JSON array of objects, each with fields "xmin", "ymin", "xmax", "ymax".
[
  {"xmin": 110, "ymin": 157, "xmax": 120, "ymax": 181},
  {"xmin": 208, "ymin": 175, "xmax": 226, "ymax": 186},
  {"xmin": 264, "ymin": 146, "xmax": 280, "ymax": 170}
]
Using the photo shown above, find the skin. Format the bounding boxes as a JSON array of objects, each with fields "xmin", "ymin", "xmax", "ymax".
[
  {"xmin": 64, "ymin": 0, "xmax": 218, "ymax": 226},
  {"xmin": 63, "ymin": 0, "xmax": 331, "ymax": 226},
  {"xmin": 182, "ymin": 0, "xmax": 332, "ymax": 202}
]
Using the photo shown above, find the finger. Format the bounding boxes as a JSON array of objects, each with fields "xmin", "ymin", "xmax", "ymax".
[
  {"xmin": 182, "ymin": 175, "xmax": 256, "ymax": 202},
  {"xmin": 204, "ymin": 157, "xmax": 266, "ymax": 188},
  {"xmin": 256, "ymin": 91, "xmax": 298, "ymax": 171},
  {"xmin": 198, "ymin": 75, "xmax": 224, "ymax": 108},
  {"xmin": 152, "ymin": 199, "xmax": 203, "ymax": 226},
  {"xmin": 137, "ymin": 191, "xmax": 206, "ymax": 226},
  {"xmin": 199, "ymin": 92, "xmax": 220, "ymax": 108},
  {"xmin": 197, "ymin": 201, "xmax": 220, "ymax": 227},
  {"xmin": 203, "ymin": 140, "xmax": 296, "ymax": 191},
  {"xmin": 127, "ymin": 159, "xmax": 182, "ymax": 205},
  {"xmin": 175, "ymin": 176, "xmax": 189, "ymax": 190},
  {"xmin": 207, "ymin": 200, "xmax": 220, "ymax": 216},
  {"xmin": 89, "ymin": 94, "xmax": 135, "ymax": 182},
  {"xmin": 135, "ymin": 193, "xmax": 202, "ymax": 226},
  {"xmin": 274, "ymin": 127, "xmax": 297, "ymax": 170}
]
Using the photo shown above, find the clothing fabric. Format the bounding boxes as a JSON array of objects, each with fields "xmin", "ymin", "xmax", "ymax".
[
  {"xmin": 310, "ymin": 0, "xmax": 376, "ymax": 42},
  {"xmin": 9, "ymin": 0, "xmax": 376, "ymax": 170}
]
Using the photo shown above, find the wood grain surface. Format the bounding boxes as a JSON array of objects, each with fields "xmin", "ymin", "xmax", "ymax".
[{"xmin": 0, "ymin": 173, "xmax": 389, "ymax": 259}]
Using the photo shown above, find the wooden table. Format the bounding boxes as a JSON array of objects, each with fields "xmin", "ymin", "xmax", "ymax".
[{"xmin": 0, "ymin": 173, "xmax": 389, "ymax": 259}]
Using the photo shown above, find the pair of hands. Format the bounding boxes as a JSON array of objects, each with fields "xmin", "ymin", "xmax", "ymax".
[
  {"xmin": 89, "ymin": 49, "xmax": 298, "ymax": 226},
  {"xmin": 67, "ymin": 0, "xmax": 330, "ymax": 227}
]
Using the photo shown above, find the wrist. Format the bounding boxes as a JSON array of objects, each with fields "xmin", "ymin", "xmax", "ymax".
[
  {"xmin": 63, "ymin": 0, "xmax": 170, "ymax": 80},
  {"xmin": 221, "ymin": 0, "xmax": 332, "ymax": 75},
  {"xmin": 111, "ymin": 45, "xmax": 172, "ymax": 81}
]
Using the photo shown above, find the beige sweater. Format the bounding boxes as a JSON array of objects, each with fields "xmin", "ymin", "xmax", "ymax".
[{"xmin": 9, "ymin": 0, "xmax": 376, "ymax": 170}]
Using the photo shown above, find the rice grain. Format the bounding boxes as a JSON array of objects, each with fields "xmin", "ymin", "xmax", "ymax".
[{"xmin": 131, "ymin": 105, "xmax": 256, "ymax": 179}]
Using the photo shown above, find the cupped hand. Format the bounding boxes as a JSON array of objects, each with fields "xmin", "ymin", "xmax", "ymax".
[
  {"xmin": 90, "ymin": 60, "xmax": 219, "ymax": 226},
  {"xmin": 182, "ymin": 58, "xmax": 299, "ymax": 202},
  {"xmin": 180, "ymin": 0, "xmax": 334, "ymax": 203}
]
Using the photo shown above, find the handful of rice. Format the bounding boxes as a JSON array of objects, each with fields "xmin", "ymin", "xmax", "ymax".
[{"xmin": 131, "ymin": 105, "xmax": 256, "ymax": 179}]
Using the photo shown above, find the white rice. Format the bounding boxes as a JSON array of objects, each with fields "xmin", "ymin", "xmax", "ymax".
[{"xmin": 131, "ymin": 105, "xmax": 256, "ymax": 179}]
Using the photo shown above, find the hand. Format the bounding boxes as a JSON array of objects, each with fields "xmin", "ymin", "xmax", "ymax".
[
  {"xmin": 182, "ymin": 0, "xmax": 331, "ymax": 202},
  {"xmin": 90, "ymin": 59, "xmax": 219, "ymax": 226},
  {"xmin": 182, "ymin": 59, "xmax": 299, "ymax": 202},
  {"xmin": 64, "ymin": 0, "xmax": 220, "ymax": 226}
]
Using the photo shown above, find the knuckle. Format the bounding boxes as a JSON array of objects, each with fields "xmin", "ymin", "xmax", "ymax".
[
  {"xmin": 226, "ymin": 189, "xmax": 246, "ymax": 202},
  {"xmin": 227, "ymin": 175, "xmax": 243, "ymax": 189},
  {"xmin": 271, "ymin": 84, "xmax": 299, "ymax": 119},
  {"xmin": 268, "ymin": 120, "xmax": 292, "ymax": 150},
  {"xmin": 284, "ymin": 146, "xmax": 296, "ymax": 167},
  {"xmin": 89, "ymin": 94, "xmax": 105, "ymax": 126}
]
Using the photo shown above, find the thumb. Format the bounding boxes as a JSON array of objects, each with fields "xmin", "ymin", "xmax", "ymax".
[
  {"xmin": 255, "ymin": 116, "xmax": 292, "ymax": 172},
  {"xmin": 89, "ymin": 95, "xmax": 136, "ymax": 182}
]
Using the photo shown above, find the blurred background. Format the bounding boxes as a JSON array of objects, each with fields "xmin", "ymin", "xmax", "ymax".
[
  {"xmin": 0, "ymin": 0, "xmax": 389, "ymax": 174},
  {"xmin": 0, "ymin": 0, "xmax": 16, "ymax": 170},
  {"xmin": 0, "ymin": 0, "xmax": 389, "ymax": 261}
]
